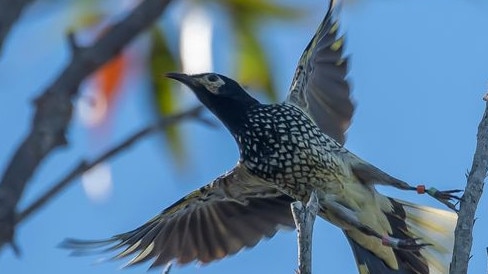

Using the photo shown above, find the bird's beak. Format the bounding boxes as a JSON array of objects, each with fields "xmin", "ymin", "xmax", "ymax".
[{"xmin": 166, "ymin": 72, "xmax": 198, "ymax": 89}]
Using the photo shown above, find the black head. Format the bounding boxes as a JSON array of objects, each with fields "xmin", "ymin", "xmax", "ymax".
[{"xmin": 166, "ymin": 72, "xmax": 260, "ymax": 134}]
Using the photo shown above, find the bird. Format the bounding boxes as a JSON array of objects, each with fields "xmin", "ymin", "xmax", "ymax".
[{"xmin": 62, "ymin": 2, "xmax": 460, "ymax": 273}]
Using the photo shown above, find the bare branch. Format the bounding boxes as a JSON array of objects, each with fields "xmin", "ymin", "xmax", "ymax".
[
  {"xmin": 0, "ymin": 0, "xmax": 173, "ymax": 251},
  {"xmin": 450, "ymin": 98, "xmax": 488, "ymax": 274},
  {"xmin": 16, "ymin": 106, "xmax": 205, "ymax": 224},
  {"xmin": 0, "ymin": 0, "xmax": 35, "ymax": 55},
  {"xmin": 163, "ymin": 263, "xmax": 173, "ymax": 274},
  {"xmin": 291, "ymin": 191, "xmax": 319, "ymax": 274}
]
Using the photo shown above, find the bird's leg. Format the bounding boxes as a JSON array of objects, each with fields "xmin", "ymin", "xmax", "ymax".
[
  {"xmin": 380, "ymin": 179, "xmax": 462, "ymax": 211},
  {"xmin": 321, "ymin": 196, "xmax": 429, "ymax": 251},
  {"xmin": 351, "ymin": 162, "xmax": 462, "ymax": 211},
  {"xmin": 409, "ymin": 184, "xmax": 462, "ymax": 211}
]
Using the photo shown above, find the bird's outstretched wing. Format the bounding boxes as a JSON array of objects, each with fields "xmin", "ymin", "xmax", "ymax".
[
  {"xmin": 61, "ymin": 166, "xmax": 294, "ymax": 268},
  {"xmin": 286, "ymin": 2, "xmax": 353, "ymax": 145}
]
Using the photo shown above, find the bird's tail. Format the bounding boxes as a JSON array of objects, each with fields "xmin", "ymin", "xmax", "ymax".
[{"xmin": 346, "ymin": 198, "xmax": 457, "ymax": 274}]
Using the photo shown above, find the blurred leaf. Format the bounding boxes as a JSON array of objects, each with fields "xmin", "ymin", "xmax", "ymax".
[
  {"xmin": 195, "ymin": 0, "xmax": 304, "ymax": 101},
  {"xmin": 203, "ymin": 0, "xmax": 302, "ymax": 21},
  {"xmin": 234, "ymin": 21, "xmax": 278, "ymax": 101},
  {"xmin": 149, "ymin": 27, "xmax": 186, "ymax": 165},
  {"xmin": 69, "ymin": 0, "xmax": 104, "ymax": 31},
  {"xmin": 70, "ymin": 1, "xmax": 125, "ymax": 111},
  {"xmin": 74, "ymin": 4, "xmax": 128, "ymax": 137},
  {"xmin": 95, "ymin": 53, "xmax": 126, "ymax": 109}
]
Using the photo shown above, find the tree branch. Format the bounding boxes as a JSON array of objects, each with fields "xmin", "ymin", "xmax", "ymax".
[
  {"xmin": 291, "ymin": 191, "xmax": 319, "ymax": 274},
  {"xmin": 163, "ymin": 262, "xmax": 173, "ymax": 274},
  {"xmin": 0, "ymin": 0, "xmax": 173, "ymax": 252},
  {"xmin": 0, "ymin": 0, "xmax": 35, "ymax": 55},
  {"xmin": 450, "ymin": 97, "xmax": 488, "ymax": 274},
  {"xmin": 15, "ymin": 106, "xmax": 205, "ymax": 225}
]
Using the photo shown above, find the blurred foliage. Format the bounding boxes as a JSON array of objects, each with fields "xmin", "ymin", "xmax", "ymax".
[
  {"xmin": 149, "ymin": 27, "xmax": 186, "ymax": 165},
  {"xmin": 71, "ymin": 0, "xmax": 304, "ymax": 167},
  {"xmin": 95, "ymin": 55, "xmax": 126, "ymax": 111},
  {"xmin": 235, "ymin": 20, "xmax": 277, "ymax": 101},
  {"xmin": 69, "ymin": 2, "xmax": 128, "ymax": 136},
  {"xmin": 205, "ymin": 0, "xmax": 302, "ymax": 101},
  {"xmin": 217, "ymin": 0, "xmax": 300, "ymax": 19},
  {"xmin": 69, "ymin": 0, "xmax": 104, "ymax": 29}
]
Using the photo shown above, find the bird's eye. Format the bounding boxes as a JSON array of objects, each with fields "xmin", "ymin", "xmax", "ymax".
[{"xmin": 207, "ymin": 74, "xmax": 219, "ymax": 82}]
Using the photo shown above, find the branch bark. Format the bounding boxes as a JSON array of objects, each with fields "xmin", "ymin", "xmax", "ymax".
[
  {"xmin": 0, "ymin": 0, "xmax": 35, "ymax": 55},
  {"xmin": 15, "ymin": 106, "xmax": 205, "ymax": 225},
  {"xmin": 291, "ymin": 191, "xmax": 319, "ymax": 274},
  {"xmin": 450, "ymin": 98, "xmax": 488, "ymax": 274},
  {"xmin": 0, "ymin": 0, "xmax": 173, "ymax": 252}
]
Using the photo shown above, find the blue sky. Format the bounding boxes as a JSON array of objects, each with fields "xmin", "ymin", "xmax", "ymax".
[{"xmin": 1, "ymin": 0, "xmax": 488, "ymax": 273}]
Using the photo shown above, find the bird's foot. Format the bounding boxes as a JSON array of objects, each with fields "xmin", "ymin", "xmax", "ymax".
[
  {"xmin": 415, "ymin": 185, "xmax": 462, "ymax": 211},
  {"xmin": 381, "ymin": 236, "xmax": 430, "ymax": 251}
]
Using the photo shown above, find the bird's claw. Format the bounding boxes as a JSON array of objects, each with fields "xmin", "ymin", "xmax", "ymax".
[
  {"xmin": 382, "ymin": 236, "xmax": 430, "ymax": 251},
  {"xmin": 427, "ymin": 188, "xmax": 463, "ymax": 212},
  {"xmin": 416, "ymin": 185, "xmax": 462, "ymax": 211}
]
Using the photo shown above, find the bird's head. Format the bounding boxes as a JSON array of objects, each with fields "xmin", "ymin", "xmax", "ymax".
[{"xmin": 166, "ymin": 72, "xmax": 260, "ymax": 134}]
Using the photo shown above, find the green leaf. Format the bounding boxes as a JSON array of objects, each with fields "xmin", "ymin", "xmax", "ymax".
[
  {"xmin": 203, "ymin": 0, "xmax": 302, "ymax": 21},
  {"xmin": 195, "ymin": 0, "xmax": 304, "ymax": 101},
  {"xmin": 234, "ymin": 17, "xmax": 278, "ymax": 101},
  {"xmin": 149, "ymin": 27, "xmax": 187, "ymax": 165}
]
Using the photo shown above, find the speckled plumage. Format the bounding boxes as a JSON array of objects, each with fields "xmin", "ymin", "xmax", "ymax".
[{"xmin": 237, "ymin": 103, "xmax": 345, "ymax": 199}]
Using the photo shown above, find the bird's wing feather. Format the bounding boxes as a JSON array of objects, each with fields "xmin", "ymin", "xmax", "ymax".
[
  {"xmin": 345, "ymin": 196, "xmax": 456, "ymax": 274},
  {"xmin": 286, "ymin": 1, "xmax": 353, "ymax": 145},
  {"xmin": 61, "ymin": 166, "xmax": 295, "ymax": 268}
]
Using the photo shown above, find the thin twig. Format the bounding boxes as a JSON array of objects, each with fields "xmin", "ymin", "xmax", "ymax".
[
  {"xmin": 16, "ymin": 106, "xmax": 205, "ymax": 224},
  {"xmin": 291, "ymin": 191, "xmax": 319, "ymax": 274},
  {"xmin": 485, "ymin": 247, "xmax": 488, "ymax": 274},
  {"xmin": 0, "ymin": 0, "xmax": 173, "ymax": 252},
  {"xmin": 0, "ymin": 0, "xmax": 35, "ymax": 55},
  {"xmin": 450, "ymin": 97, "xmax": 488, "ymax": 274},
  {"xmin": 163, "ymin": 263, "xmax": 173, "ymax": 274}
]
